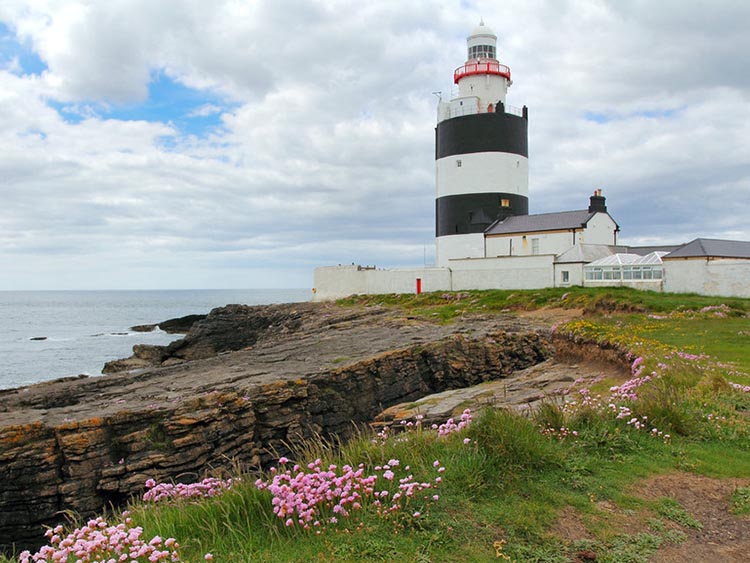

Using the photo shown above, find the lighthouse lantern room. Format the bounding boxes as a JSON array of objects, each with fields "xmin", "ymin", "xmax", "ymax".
[{"xmin": 435, "ymin": 21, "xmax": 529, "ymax": 267}]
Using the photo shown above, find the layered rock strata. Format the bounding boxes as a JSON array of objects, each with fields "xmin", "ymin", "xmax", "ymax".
[{"xmin": 0, "ymin": 302, "xmax": 549, "ymax": 552}]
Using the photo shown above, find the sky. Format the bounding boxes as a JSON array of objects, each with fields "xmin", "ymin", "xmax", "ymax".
[{"xmin": 0, "ymin": 0, "xmax": 748, "ymax": 290}]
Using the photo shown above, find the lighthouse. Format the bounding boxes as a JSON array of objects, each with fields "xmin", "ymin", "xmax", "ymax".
[{"xmin": 435, "ymin": 21, "xmax": 529, "ymax": 266}]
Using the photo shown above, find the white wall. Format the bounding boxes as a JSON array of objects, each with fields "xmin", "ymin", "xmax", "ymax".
[
  {"xmin": 456, "ymin": 73, "xmax": 508, "ymax": 109},
  {"xmin": 450, "ymin": 255, "xmax": 554, "ymax": 290},
  {"xmin": 578, "ymin": 213, "xmax": 618, "ymax": 245},
  {"xmin": 313, "ymin": 266, "xmax": 451, "ymax": 301},
  {"xmin": 313, "ymin": 266, "xmax": 366, "ymax": 301},
  {"xmin": 314, "ymin": 256, "xmax": 555, "ymax": 300},
  {"xmin": 436, "ymin": 233, "xmax": 486, "ymax": 267},
  {"xmin": 485, "ymin": 231, "xmax": 574, "ymax": 258},
  {"xmin": 554, "ymin": 263, "xmax": 584, "ymax": 287},
  {"xmin": 484, "ymin": 212, "xmax": 618, "ymax": 258},
  {"xmin": 436, "ymin": 152, "xmax": 528, "ymax": 198},
  {"xmin": 663, "ymin": 258, "xmax": 750, "ymax": 298}
]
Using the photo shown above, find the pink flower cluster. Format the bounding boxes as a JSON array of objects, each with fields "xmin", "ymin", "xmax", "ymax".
[
  {"xmin": 19, "ymin": 513, "xmax": 186, "ymax": 563},
  {"xmin": 143, "ymin": 477, "xmax": 234, "ymax": 502},
  {"xmin": 672, "ymin": 350, "xmax": 708, "ymax": 361},
  {"xmin": 699, "ymin": 304, "xmax": 730, "ymax": 317},
  {"xmin": 611, "ymin": 404, "xmax": 632, "ymax": 419},
  {"xmin": 541, "ymin": 426, "xmax": 578, "ymax": 440},
  {"xmin": 255, "ymin": 457, "xmax": 375, "ymax": 528},
  {"xmin": 432, "ymin": 408, "xmax": 472, "ymax": 436},
  {"xmin": 255, "ymin": 456, "xmax": 443, "ymax": 529},
  {"xmin": 373, "ymin": 461, "xmax": 442, "ymax": 519},
  {"xmin": 609, "ymin": 374, "xmax": 652, "ymax": 401},
  {"xmin": 729, "ymin": 382, "xmax": 750, "ymax": 393},
  {"xmin": 624, "ymin": 414, "xmax": 648, "ymax": 430},
  {"xmin": 630, "ymin": 356, "xmax": 645, "ymax": 377}
]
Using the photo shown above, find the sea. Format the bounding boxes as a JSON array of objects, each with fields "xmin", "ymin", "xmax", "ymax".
[{"xmin": 0, "ymin": 289, "xmax": 310, "ymax": 390}]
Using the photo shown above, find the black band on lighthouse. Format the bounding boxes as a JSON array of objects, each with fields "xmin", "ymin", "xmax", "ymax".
[
  {"xmin": 436, "ymin": 193, "xmax": 529, "ymax": 237},
  {"xmin": 435, "ymin": 112, "xmax": 528, "ymax": 160}
]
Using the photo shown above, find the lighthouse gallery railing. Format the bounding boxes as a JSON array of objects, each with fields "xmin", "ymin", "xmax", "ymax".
[{"xmin": 453, "ymin": 61, "xmax": 511, "ymax": 84}]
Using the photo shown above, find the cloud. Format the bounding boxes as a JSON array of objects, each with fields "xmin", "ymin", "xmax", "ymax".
[
  {"xmin": 187, "ymin": 103, "xmax": 222, "ymax": 118},
  {"xmin": 0, "ymin": 0, "xmax": 748, "ymax": 289}
]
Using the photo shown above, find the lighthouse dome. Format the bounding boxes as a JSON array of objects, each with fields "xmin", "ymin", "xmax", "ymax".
[{"xmin": 469, "ymin": 21, "xmax": 497, "ymax": 40}]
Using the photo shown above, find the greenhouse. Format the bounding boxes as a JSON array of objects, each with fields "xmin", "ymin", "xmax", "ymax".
[{"xmin": 584, "ymin": 251, "xmax": 667, "ymax": 282}]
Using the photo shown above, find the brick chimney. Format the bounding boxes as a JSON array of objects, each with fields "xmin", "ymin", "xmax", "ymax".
[{"xmin": 588, "ymin": 189, "xmax": 607, "ymax": 213}]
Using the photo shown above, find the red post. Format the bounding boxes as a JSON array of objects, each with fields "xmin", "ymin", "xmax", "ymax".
[{"xmin": 416, "ymin": 278, "xmax": 422, "ymax": 295}]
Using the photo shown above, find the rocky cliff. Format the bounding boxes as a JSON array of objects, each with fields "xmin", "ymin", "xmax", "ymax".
[{"xmin": 0, "ymin": 302, "xmax": 551, "ymax": 552}]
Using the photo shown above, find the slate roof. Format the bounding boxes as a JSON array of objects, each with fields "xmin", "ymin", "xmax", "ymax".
[
  {"xmin": 485, "ymin": 209, "xmax": 617, "ymax": 236},
  {"xmin": 622, "ymin": 245, "xmax": 683, "ymax": 256},
  {"xmin": 663, "ymin": 238, "xmax": 750, "ymax": 259}
]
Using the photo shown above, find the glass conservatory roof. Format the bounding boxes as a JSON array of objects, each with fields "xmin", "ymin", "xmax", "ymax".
[{"xmin": 586, "ymin": 251, "xmax": 668, "ymax": 267}]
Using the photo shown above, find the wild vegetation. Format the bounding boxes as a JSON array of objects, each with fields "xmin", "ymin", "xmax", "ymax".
[{"xmin": 7, "ymin": 288, "xmax": 750, "ymax": 562}]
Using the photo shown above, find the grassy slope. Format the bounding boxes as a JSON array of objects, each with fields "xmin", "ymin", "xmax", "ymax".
[{"xmin": 8, "ymin": 288, "xmax": 750, "ymax": 563}]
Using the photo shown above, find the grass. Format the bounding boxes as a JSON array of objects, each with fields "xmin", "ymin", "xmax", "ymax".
[
  {"xmin": 654, "ymin": 498, "xmax": 703, "ymax": 529},
  {"xmin": 730, "ymin": 486, "xmax": 750, "ymax": 515},
  {"xmin": 337, "ymin": 286, "xmax": 750, "ymax": 322},
  {"xmin": 605, "ymin": 314, "xmax": 750, "ymax": 376},
  {"xmin": 7, "ymin": 288, "xmax": 750, "ymax": 563}
]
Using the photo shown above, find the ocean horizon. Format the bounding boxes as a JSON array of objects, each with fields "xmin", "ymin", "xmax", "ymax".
[{"xmin": 0, "ymin": 288, "xmax": 310, "ymax": 390}]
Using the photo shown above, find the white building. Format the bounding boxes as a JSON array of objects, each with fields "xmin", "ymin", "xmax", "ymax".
[
  {"xmin": 311, "ymin": 24, "xmax": 750, "ymax": 302},
  {"xmin": 662, "ymin": 239, "xmax": 750, "ymax": 298}
]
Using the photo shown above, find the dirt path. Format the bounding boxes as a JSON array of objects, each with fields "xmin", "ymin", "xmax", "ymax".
[{"xmin": 642, "ymin": 473, "xmax": 750, "ymax": 563}]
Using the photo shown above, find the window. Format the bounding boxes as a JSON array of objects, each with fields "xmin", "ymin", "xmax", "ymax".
[
  {"xmin": 584, "ymin": 263, "xmax": 664, "ymax": 282},
  {"xmin": 531, "ymin": 238, "xmax": 540, "ymax": 255},
  {"xmin": 456, "ymin": 159, "xmax": 462, "ymax": 167},
  {"xmin": 500, "ymin": 198, "xmax": 510, "ymax": 207},
  {"xmin": 468, "ymin": 45, "xmax": 496, "ymax": 60},
  {"xmin": 561, "ymin": 271, "xmax": 569, "ymax": 283}
]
